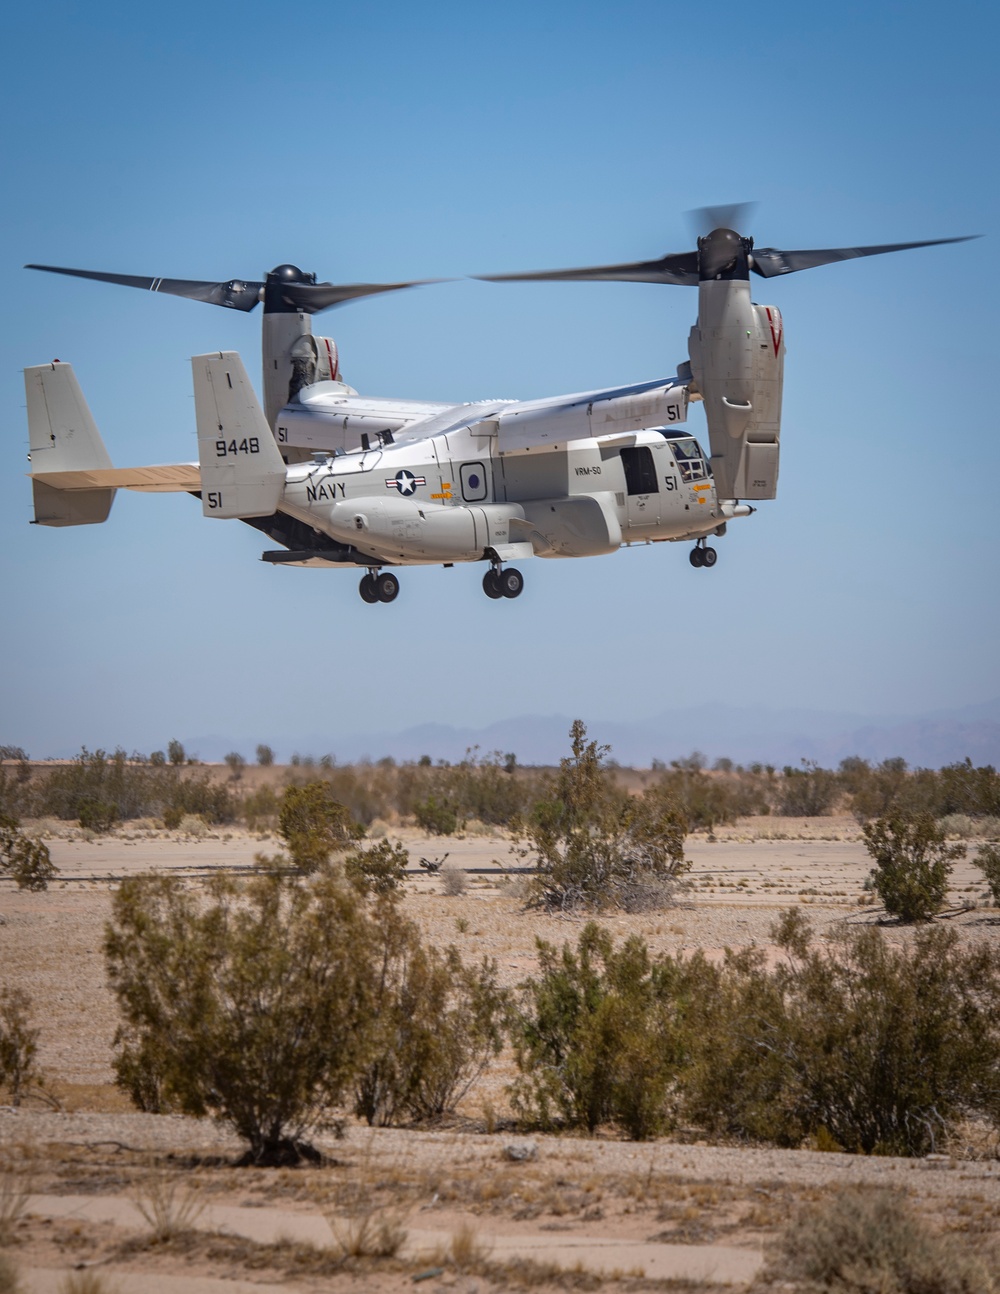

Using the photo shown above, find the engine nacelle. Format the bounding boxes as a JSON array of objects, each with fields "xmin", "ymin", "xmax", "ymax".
[
  {"xmin": 688, "ymin": 281, "xmax": 784, "ymax": 500},
  {"xmin": 322, "ymin": 498, "xmax": 526, "ymax": 563}
]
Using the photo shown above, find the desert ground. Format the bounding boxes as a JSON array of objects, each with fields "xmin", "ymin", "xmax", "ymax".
[{"xmin": 2, "ymin": 814, "xmax": 999, "ymax": 1292}]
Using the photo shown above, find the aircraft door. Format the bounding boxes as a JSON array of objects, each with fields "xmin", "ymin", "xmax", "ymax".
[{"xmin": 619, "ymin": 445, "xmax": 660, "ymax": 529}]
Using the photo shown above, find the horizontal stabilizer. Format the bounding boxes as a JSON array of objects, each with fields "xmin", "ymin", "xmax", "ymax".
[{"xmin": 30, "ymin": 463, "xmax": 200, "ymax": 493}]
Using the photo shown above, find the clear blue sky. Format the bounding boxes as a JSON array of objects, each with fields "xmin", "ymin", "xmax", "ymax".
[{"xmin": 2, "ymin": 0, "xmax": 997, "ymax": 758}]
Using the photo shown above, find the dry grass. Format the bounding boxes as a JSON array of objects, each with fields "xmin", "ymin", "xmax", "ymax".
[
  {"xmin": 771, "ymin": 1187, "xmax": 996, "ymax": 1294},
  {"xmin": 0, "ymin": 1153, "xmax": 32, "ymax": 1245},
  {"xmin": 59, "ymin": 1274, "xmax": 119, "ymax": 1294},
  {"xmin": 0, "ymin": 1252, "xmax": 21, "ymax": 1294},
  {"xmin": 130, "ymin": 1163, "xmax": 204, "ymax": 1242},
  {"xmin": 329, "ymin": 1207, "xmax": 408, "ymax": 1258}
]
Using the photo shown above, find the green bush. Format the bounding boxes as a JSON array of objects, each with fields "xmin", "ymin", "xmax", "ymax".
[
  {"xmin": 256, "ymin": 744, "xmax": 275, "ymax": 767},
  {"xmin": 355, "ymin": 907, "xmax": 507, "ymax": 1126},
  {"xmin": 105, "ymin": 871, "xmax": 381, "ymax": 1163},
  {"xmin": 0, "ymin": 812, "xmax": 56, "ymax": 890},
  {"xmin": 681, "ymin": 912, "xmax": 1000, "ymax": 1155},
  {"xmin": 0, "ymin": 984, "xmax": 41, "ymax": 1106},
  {"xmin": 77, "ymin": 798, "xmax": 119, "ymax": 833},
  {"xmin": 516, "ymin": 721, "xmax": 687, "ymax": 911},
  {"xmin": 413, "ymin": 795, "xmax": 459, "ymax": 836},
  {"xmin": 863, "ymin": 813, "xmax": 965, "ymax": 921},
  {"xmin": 509, "ymin": 923, "xmax": 709, "ymax": 1138},
  {"xmin": 778, "ymin": 760, "xmax": 840, "ymax": 816},
  {"xmin": 977, "ymin": 843, "xmax": 1000, "ymax": 907},
  {"xmin": 278, "ymin": 781, "xmax": 363, "ymax": 872},
  {"xmin": 344, "ymin": 839, "xmax": 409, "ymax": 896}
]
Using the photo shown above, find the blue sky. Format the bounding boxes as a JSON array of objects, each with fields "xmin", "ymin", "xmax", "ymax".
[{"xmin": 2, "ymin": 0, "xmax": 997, "ymax": 759}]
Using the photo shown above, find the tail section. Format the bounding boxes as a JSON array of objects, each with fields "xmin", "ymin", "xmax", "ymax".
[
  {"xmin": 25, "ymin": 361, "xmax": 116, "ymax": 526},
  {"xmin": 193, "ymin": 351, "xmax": 285, "ymax": 518}
]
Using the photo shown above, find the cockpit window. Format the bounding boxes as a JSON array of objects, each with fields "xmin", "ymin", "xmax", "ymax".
[{"xmin": 665, "ymin": 436, "xmax": 709, "ymax": 482}]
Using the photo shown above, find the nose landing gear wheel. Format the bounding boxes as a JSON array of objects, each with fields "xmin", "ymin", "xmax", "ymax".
[
  {"xmin": 375, "ymin": 572, "xmax": 400, "ymax": 603},
  {"xmin": 499, "ymin": 567, "xmax": 524, "ymax": 599},
  {"xmin": 359, "ymin": 573, "xmax": 379, "ymax": 603},
  {"xmin": 483, "ymin": 569, "xmax": 503, "ymax": 599}
]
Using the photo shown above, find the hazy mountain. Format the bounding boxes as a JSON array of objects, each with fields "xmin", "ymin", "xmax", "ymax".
[{"xmin": 182, "ymin": 697, "xmax": 1000, "ymax": 769}]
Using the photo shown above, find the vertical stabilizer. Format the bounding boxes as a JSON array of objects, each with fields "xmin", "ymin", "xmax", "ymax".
[
  {"xmin": 193, "ymin": 351, "xmax": 286, "ymax": 519},
  {"xmin": 25, "ymin": 361, "xmax": 116, "ymax": 525}
]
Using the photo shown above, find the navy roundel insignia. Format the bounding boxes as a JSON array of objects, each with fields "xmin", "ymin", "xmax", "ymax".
[{"xmin": 386, "ymin": 470, "xmax": 426, "ymax": 496}]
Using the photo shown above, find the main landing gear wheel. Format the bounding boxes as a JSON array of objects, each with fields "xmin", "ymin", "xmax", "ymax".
[
  {"xmin": 498, "ymin": 567, "xmax": 524, "ymax": 599},
  {"xmin": 359, "ymin": 573, "xmax": 379, "ymax": 603},
  {"xmin": 689, "ymin": 547, "xmax": 704, "ymax": 568},
  {"xmin": 375, "ymin": 572, "xmax": 400, "ymax": 603},
  {"xmin": 483, "ymin": 569, "xmax": 503, "ymax": 599},
  {"xmin": 701, "ymin": 546, "xmax": 718, "ymax": 567}
]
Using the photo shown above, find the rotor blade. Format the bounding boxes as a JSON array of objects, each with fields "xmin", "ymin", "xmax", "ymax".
[
  {"xmin": 25, "ymin": 264, "xmax": 264, "ymax": 311},
  {"xmin": 750, "ymin": 236, "xmax": 978, "ymax": 278},
  {"xmin": 279, "ymin": 278, "xmax": 445, "ymax": 314},
  {"xmin": 476, "ymin": 252, "xmax": 700, "ymax": 288},
  {"xmin": 686, "ymin": 202, "xmax": 757, "ymax": 237}
]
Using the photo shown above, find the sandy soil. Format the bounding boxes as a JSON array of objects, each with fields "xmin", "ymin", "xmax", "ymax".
[{"xmin": 2, "ymin": 817, "xmax": 998, "ymax": 1291}]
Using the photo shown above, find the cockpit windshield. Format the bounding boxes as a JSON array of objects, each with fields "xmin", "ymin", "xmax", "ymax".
[{"xmin": 664, "ymin": 436, "xmax": 710, "ymax": 482}]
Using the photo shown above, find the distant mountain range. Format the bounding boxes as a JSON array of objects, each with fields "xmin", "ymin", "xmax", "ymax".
[{"xmin": 184, "ymin": 697, "xmax": 1000, "ymax": 769}]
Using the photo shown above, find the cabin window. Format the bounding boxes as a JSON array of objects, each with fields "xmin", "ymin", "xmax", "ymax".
[
  {"xmin": 460, "ymin": 461, "xmax": 488, "ymax": 502},
  {"xmin": 620, "ymin": 446, "xmax": 659, "ymax": 495},
  {"xmin": 666, "ymin": 437, "xmax": 709, "ymax": 482}
]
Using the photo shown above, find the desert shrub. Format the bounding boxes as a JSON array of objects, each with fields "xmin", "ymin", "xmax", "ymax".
[
  {"xmin": 863, "ymin": 813, "xmax": 965, "ymax": 921},
  {"xmin": 239, "ymin": 784, "xmax": 280, "ymax": 831},
  {"xmin": 0, "ymin": 763, "xmax": 37, "ymax": 821},
  {"xmin": 413, "ymin": 794, "xmax": 459, "ymax": 836},
  {"xmin": 36, "ymin": 748, "xmax": 235, "ymax": 825},
  {"xmin": 516, "ymin": 721, "xmax": 687, "ymax": 911},
  {"xmin": 977, "ymin": 843, "xmax": 1000, "ymax": 907},
  {"xmin": 0, "ymin": 812, "xmax": 56, "ymax": 891},
  {"xmin": 773, "ymin": 1187, "xmax": 995, "ymax": 1294},
  {"xmin": 256, "ymin": 743, "xmax": 275, "ymax": 766},
  {"xmin": 441, "ymin": 862, "xmax": 467, "ymax": 896},
  {"xmin": 105, "ymin": 871, "xmax": 380, "ymax": 1163},
  {"xmin": 344, "ymin": 839, "xmax": 409, "ymax": 896},
  {"xmin": 682, "ymin": 912, "xmax": 1000, "ymax": 1155},
  {"xmin": 937, "ymin": 758, "xmax": 1000, "ymax": 818},
  {"xmin": 77, "ymin": 798, "xmax": 119, "ymax": 833},
  {"xmin": 167, "ymin": 739, "xmax": 185, "ymax": 766},
  {"xmin": 510, "ymin": 923, "xmax": 710, "ymax": 1139},
  {"xmin": 778, "ymin": 760, "xmax": 840, "ymax": 816},
  {"xmin": 223, "ymin": 751, "xmax": 245, "ymax": 779},
  {"xmin": 939, "ymin": 812, "xmax": 977, "ymax": 838},
  {"xmin": 655, "ymin": 763, "xmax": 768, "ymax": 829},
  {"xmin": 278, "ymin": 781, "xmax": 363, "ymax": 872},
  {"xmin": 0, "ymin": 985, "xmax": 41, "ymax": 1106},
  {"xmin": 354, "ymin": 906, "xmax": 507, "ymax": 1127}
]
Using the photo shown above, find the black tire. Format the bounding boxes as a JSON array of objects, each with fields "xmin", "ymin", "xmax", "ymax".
[
  {"xmin": 359, "ymin": 574, "xmax": 379, "ymax": 603},
  {"xmin": 701, "ymin": 546, "xmax": 718, "ymax": 568},
  {"xmin": 482, "ymin": 569, "xmax": 503, "ymax": 599},
  {"xmin": 689, "ymin": 547, "xmax": 704, "ymax": 568},
  {"xmin": 376, "ymin": 572, "xmax": 400, "ymax": 603},
  {"xmin": 499, "ymin": 567, "xmax": 524, "ymax": 599}
]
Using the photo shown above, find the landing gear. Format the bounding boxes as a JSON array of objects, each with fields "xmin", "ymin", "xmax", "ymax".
[
  {"xmin": 483, "ymin": 564, "xmax": 524, "ymax": 599},
  {"xmin": 689, "ymin": 542, "xmax": 717, "ymax": 569},
  {"xmin": 359, "ymin": 570, "xmax": 400, "ymax": 603},
  {"xmin": 483, "ymin": 569, "xmax": 503, "ymax": 599}
]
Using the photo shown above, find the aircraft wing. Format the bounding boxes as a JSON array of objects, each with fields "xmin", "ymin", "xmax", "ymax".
[{"xmin": 29, "ymin": 463, "xmax": 201, "ymax": 493}]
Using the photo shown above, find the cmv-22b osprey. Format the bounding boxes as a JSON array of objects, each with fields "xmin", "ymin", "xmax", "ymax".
[{"xmin": 23, "ymin": 208, "xmax": 972, "ymax": 603}]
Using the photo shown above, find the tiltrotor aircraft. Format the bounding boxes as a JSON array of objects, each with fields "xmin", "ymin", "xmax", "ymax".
[{"xmin": 23, "ymin": 208, "xmax": 971, "ymax": 603}]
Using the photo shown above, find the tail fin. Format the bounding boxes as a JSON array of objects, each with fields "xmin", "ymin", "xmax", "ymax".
[
  {"xmin": 25, "ymin": 361, "xmax": 116, "ymax": 526},
  {"xmin": 193, "ymin": 351, "xmax": 285, "ymax": 519}
]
